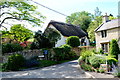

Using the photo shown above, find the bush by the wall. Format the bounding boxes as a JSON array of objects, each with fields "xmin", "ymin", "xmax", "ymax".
[
  {"xmin": 53, "ymin": 44, "xmax": 75, "ymax": 61},
  {"xmin": 107, "ymin": 57, "xmax": 118, "ymax": 66},
  {"xmin": 80, "ymin": 49, "xmax": 94, "ymax": 61},
  {"xmin": 99, "ymin": 68, "xmax": 105, "ymax": 73},
  {"xmin": 80, "ymin": 63, "xmax": 93, "ymax": 71},
  {"xmin": 60, "ymin": 44, "xmax": 71, "ymax": 53},
  {"xmin": 89, "ymin": 56, "xmax": 101, "ymax": 68},
  {"xmin": 110, "ymin": 39, "xmax": 120, "ymax": 59},
  {"xmin": 2, "ymin": 43, "xmax": 23, "ymax": 54},
  {"xmin": 53, "ymin": 47, "xmax": 65, "ymax": 61},
  {"xmin": 2, "ymin": 54, "xmax": 25, "ymax": 71},
  {"xmin": 24, "ymin": 56, "xmax": 40, "ymax": 68},
  {"xmin": 66, "ymin": 36, "xmax": 80, "ymax": 47}
]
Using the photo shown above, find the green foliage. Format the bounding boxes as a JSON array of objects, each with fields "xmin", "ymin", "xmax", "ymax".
[
  {"xmin": 94, "ymin": 7, "xmax": 102, "ymax": 17},
  {"xmin": 0, "ymin": 1, "xmax": 45, "ymax": 29},
  {"xmin": 60, "ymin": 44, "xmax": 72, "ymax": 53},
  {"xmin": 24, "ymin": 56, "xmax": 40, "ymax": 68},
  {"xmin": 2, "ymin": 43, "xmax": 23, "ymax": 54},
  {"xmin": 44, "ymin": 28, "xmax": 61, "ymax": 43},
  {"xmin": 80, "ymin": 49, "xmax": 94, "ymax": 61},
  {"xmin": 10, "ymin": 24, "xmax": 33, "ymax": 42},
  {"xmin": 99, "ymin": 68, "xmax": 105, "ymax": 73},
  {"xmin": 110, "ymin": 39, "xmax": 120, "ymax": 59},
  {"xmin": 53, "ymin": 44, "xmax": 77, "ymax": 61},
  {"xmin": 89, "ymin": 55, "xmax": 106, "ymax": 68},
  {"xmin": 66, "ymin": 11, "xmax": 93, "ymax": 32},
  {"xmin": 107, "ymin": 57, "xmax": 118, "ymax": 66},
  {"xmin": 87, "ymin": 16, "xmax": 102, "ymax": 42},
  {"xmin": 80, "ymin": 63, "xmax": 93, "ymax": 71},
  {"xmin": 31, "ymin": 30, "xmax": 54, "ymax": 49},
  {"xmin": 2, "ymin": 54, "xmax": 25, "ymax": 71},
  {"xmin": 113, "ymin": 68, "xmax": 120, "ymax": 77},
  {"xmin": 66, "ymin": 36, "xmax": 80, "ymax": 47},
  {"xmin": 94, "ymin": 68, "xmax": 99, "ymax": 73}
]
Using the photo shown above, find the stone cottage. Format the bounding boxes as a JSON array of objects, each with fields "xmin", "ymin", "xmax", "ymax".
[
  {"xmin": 44, "ymin": 20, "xmax": 89, "ymax": 47},
  {"xmin": 95, "ymin": 14, "xmax": 120, "ymax": 53}
]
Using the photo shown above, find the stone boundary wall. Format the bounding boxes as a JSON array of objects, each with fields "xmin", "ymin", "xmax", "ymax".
[{"xmin": 3, "ymin": 49, "xmax": 43, "ymax": 63}]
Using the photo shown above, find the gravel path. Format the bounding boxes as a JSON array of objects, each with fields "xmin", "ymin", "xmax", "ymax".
[{"xmin": 1, "ymin": 60, "xmax": 87, "ymax": 78}]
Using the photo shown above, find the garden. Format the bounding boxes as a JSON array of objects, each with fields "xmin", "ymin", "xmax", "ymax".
[{"xmin": 78, "ymin": 39, "xmax": 120, "ymax": 77}]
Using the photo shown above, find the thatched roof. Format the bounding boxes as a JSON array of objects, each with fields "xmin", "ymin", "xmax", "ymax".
[
  {"xmin": 46, "ymin": 20, "xmax": 87, "ymax": 38},
  {"xmin": 95, "ymin": 19, "xmax": 120, "ymax": 32}
]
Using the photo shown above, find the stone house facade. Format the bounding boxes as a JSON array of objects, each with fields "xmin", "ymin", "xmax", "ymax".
[{"xmin": 95, "ymin": 14, "xmax": 120, "ymax": 53}]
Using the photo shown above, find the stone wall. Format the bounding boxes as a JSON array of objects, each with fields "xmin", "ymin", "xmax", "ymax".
[{"xmin": 3, "ymin": 49, "xmax": 43, "ymax": 63}]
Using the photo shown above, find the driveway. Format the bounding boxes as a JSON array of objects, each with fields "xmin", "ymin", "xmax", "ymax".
[{"xmin": 2, "ymin": 60, "xmax": 87, "ymax": 78}]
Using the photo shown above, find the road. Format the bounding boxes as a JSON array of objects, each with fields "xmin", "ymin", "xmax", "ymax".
[{"xmin": 2, "ymin": 60, "xmax": 87, "ymax": 78}]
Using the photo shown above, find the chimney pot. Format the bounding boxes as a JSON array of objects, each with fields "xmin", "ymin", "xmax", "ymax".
[{"xmin": 103, "ymin": 13, "xmax": 109, "ymax": 23}]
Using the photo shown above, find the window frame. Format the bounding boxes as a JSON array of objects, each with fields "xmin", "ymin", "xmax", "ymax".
[{"xmin": 101, "ymin": 30, "xmax": 107, "ymax": 38}]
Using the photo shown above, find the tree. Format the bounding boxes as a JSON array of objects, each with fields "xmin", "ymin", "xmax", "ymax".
[
  {"xmin": 87, "ymin": 13, "xmax": 117, "ymax": 43},
  {"xmin": 30, "ymin": 30, "xmax": 54, "ymax": 49},
  {"xmin": 9, "ymin": 24, "xmax": 33, "ymax": 42},
  {"xmin": 109, "ymin": 14, "xmax": 117, "ymax": 20},
  {"xmin": 94, "ymin": 7, "xmax": 102, "ymax": 17},
  {"xmin": 66, "ymin": 11, "xmax": 93, "ymax": 32},
  {"xmin": 44, "ymin": 28, "xmax": 61, "ymax": 43},
  {"xmin": 110, "ymin": 39, "xmax": 120, "ymax": 60},
  {"xmin": 0, "ymin": 0, "xmax": 45, "ymax": 30},
  {"xmin": 66, "ymin": 36, "xmax": 80, "ymax": 47},
  {"xmin": 87, "ymin": 16, "xmax": 102, "ymax": 42}
]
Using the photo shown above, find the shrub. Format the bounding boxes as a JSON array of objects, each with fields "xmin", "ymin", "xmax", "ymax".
[
  {"xmin": 53, "ymin": 47, "xmax": 66, "ymax": 61},
  {"xmin": 113, "ymin": 68, "xmax": 120, "ymax": 77},
  {"xmin": 68, "ymin": 51, "xmax": 78, "ymax": 59},
  {"xmin": 89, "ymin": 55, "xmax": 106, "ymax": 68},
  {"xmin": 2, "ymin": 54, "xmax": 25, "ymax": 71},
  {"xmin": 66, "ymin": 36, "xmax": 80, "ymax": 47},
  {"xmin": 80, "ymin": 49, "xmax": 94, "ymax": 61},
  {"xmin": 2, "ymin": 43, "xmax": 23, "ymax": 54},
  {"xmin": 110, "ymin": 39, "xmax": 120, "ymax": 59},
  {"xmin": 94, "ymin": 68, "xmax": 99, "ymax": 73},
  {"xmin": 80, "ymin": 63, "xmax": 93, "ymax": 71},
  {"xmin": 60, "ymin": 44, "xmax": 71, "ymax": 53},
  {"xmin": 99, "ymin": 68, "xmax": 105, "ymax": 73},
  {"xmin": 23, "ymin": 56, "xmax": 40, "ymax": 68},
  {"xmin": 78, "ymin": 56, "xmax": 84, "ymax": 65},
  {"xmin": 53, "ymin": 44, "xmax": 73, "ymax": 61},
  {"xmin": 107, "ymin": 57, "xmax": 118, "ymax": 66}
]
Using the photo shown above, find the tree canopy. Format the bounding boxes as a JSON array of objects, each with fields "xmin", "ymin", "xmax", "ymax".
[
  {"xmin": 10, "ymin": 24, "xmax": 33, "ymax": 42},
  {"xmin": 66, "ymin": 11, "xmax": 93, "ymax": 32},
  {"xmin": 2, "ymin": 24, "xmax": 33, "ymax": 42},
  {"xmin": 0, "ymin": 0, "xmax": 45, "ymax": 30},
  {"xmin": 87, "ymin": 16, "xmax": 102, "ymax": 42}
]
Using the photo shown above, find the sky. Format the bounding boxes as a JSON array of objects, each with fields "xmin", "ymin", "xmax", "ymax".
[
  {"xmin": 30, "ymin": 0, "xmax": 119, "ymax": 32},
  {"xmin": 1, "ymin": 0, "xmax": 119, "ymax": 32}
]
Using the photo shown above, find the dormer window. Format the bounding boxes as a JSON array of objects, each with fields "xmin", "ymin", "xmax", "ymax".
[{"xmin": 101, "ymin": 30, "xmax": 107, "ymax": 38}]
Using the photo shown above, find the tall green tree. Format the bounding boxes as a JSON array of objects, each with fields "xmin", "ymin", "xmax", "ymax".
[
  {"xmin": 0, "ymin": 0, "xmax": 45, "ymax": 30},
  {"xmin": 44, "ymin": 28, "xmax": 61, "ymax": 43},
  {"xmin": 87, "ymin": 16, "xmax": 102, "ymax": 42},
  {"xmin": 9, "ymin": 24, "xmax": 33, "ymax": 42},
  {"xmin": 94, "ymin": 7, "xmax": 102, "ymax": 17},
  {"xmin": 66, "ymin": 11, "xmax": 93, "ymax": 32},
  {"xmin": 110, "ymin": 39, "xmax": 120, "ymax": 60}
]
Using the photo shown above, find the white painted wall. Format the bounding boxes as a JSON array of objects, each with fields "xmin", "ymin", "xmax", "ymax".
[
  {"xmin": 84, "ymin": 37, "xmax": 90, "ymax": 46},
  {"xmin": 49, "ymin": 24, "xmax": 67, "ymax": 47},
  {"xmin": 55, "ymin": 36, "xmax": 67, "ymax": 47}
]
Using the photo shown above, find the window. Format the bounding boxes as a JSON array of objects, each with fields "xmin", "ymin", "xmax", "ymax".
[
  {"xmin": 101, "ymin": 30, "xmax": 107, "ymax": 38},
  {"xmin": 101, "ymin": 43, "xmax": 108, "ymax": 53}
]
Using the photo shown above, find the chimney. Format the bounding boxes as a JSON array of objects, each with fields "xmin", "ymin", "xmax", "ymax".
[{"xmin": 103, "ymin": 13, "xmax": 109, "ymax": 23}]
